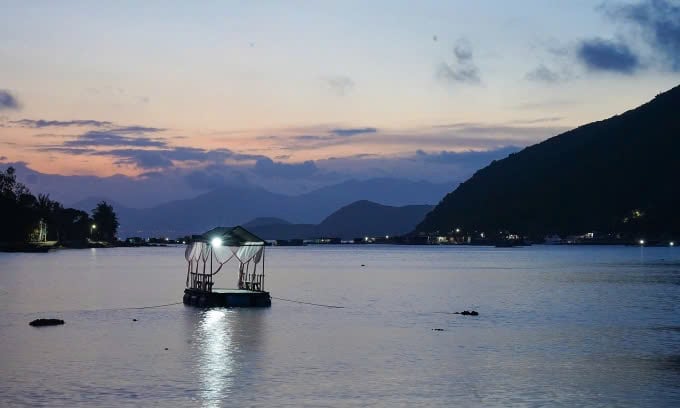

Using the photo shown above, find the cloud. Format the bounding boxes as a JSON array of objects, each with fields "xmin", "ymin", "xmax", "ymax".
[
  {"xmin": 437, "ymin": 39, "xmax": 481, "ymax": 84},
  {"xmin": 323, "ymin": 76, "xmax": 355, "ymax": 95},
  {"xmin": 293, "ymin": 135, "xmax": 326, "ymax": 141},
  {"xmin": 11, "ymin": 119, "xmax": 113, "ymax": 128},
  {"xmin": 253, "ymin": 157, "xmax": 318, "ymax": 178},
  {"xmin": 107, "ymin": 150, "xmax": 175, "ymax": 168},
  {"xmin": 9, "ymin": 119, "xmax": 165, "ymax": 135},
  {"xmin": 605, "ymin": 0, "xmax": 680, "ymax": 70},
  {"xmin": 184, "ymin": 166, "xmax": 248, "ymax": 190},
  {"xmin": 576, "ymin": 38, "xmax": 640, "ymax": 73},
  {"xmin": 38, "ymin": 147, "xmax": 97, "ymax": 155},
  {"xmin": 101, "ymin": 147, "xmax": 261, "ymax": 168},
  {"xmin": 38, "ymin": 139, "xmax": 262, "ymax": 169},
  {"xmin": 0, "ymin": 90, "xmax": 21, "ymax": 111},
  {"xmin": 63, "ymin": 130, "xmax": 167, "ymax": 148},
  {"xmin": 525, "ymin": 65, "xmax": 563, "ymax": 83},
  {"xmin": 514, "ymin": 117, "xmax": 564, "ymax": 124},
  {"xmin": 415, "ymin": 146, "xmax": 521, "ymax": 164},
  {"xmin": 330, "ymin": 127, "xmax": 378, "ymax": 137},
  {"xmin": 113, "ymin": 125, "xmax": 165, "ymax": 133}
]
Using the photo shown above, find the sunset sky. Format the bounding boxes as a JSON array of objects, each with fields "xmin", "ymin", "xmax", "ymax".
[{"xmin": 1, "ymin": 1, "xmax": 679, "ymax": 189}]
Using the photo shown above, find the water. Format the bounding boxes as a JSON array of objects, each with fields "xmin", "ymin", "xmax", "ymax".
[{"xmin": 1, "ymin": 245, "xmax": 679, "ymax": 407}]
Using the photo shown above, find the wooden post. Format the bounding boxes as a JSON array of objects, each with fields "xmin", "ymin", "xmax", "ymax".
[{"xmin": 261, "ymin": 247, "xmax": 265, "ymax": 291}]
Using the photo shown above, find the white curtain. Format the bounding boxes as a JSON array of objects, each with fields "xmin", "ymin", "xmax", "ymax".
[{"xmin": 185, "ymin": 241, "xmax": 263, "ymax": 265}]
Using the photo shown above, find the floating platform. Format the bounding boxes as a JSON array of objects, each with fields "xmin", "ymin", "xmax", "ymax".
[{"xmin": 183, "ymin": 288, "xmax": 271, "ymax": 308}]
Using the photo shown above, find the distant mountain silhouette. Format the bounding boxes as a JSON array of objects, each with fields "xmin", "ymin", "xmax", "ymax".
[
  {"xmin": 416, "ymin": 84, "xmax": 680, "ymax": 237},
  {"xmin": 243, "ymin": 200, "xmax": 433, "ymax": 240},
  {"xmin": 317, "ymin": 200, "xmax": 433, "ymax": 239},
  {"xmin": 86, "ymin": 178, "xmax": 449, "ymax": 236},
  {"xmin": 242, "ymin": 217, "xmax": 291, "ymax": 228}
]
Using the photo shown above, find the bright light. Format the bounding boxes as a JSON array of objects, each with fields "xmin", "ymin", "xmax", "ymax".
[
  {"xmin": 211, "ymin": 237, "xmax": 223, "ymax": 247},
  {"xmin": 385, "ymin": 235, "xmax": 389, "ymax": 239},
  {"xmin": 91, "ymin": 224, "xmax": 96, "ymax": 229},
  {"xmin": 671, "ymin": 241, "xmax": 675, "ymax": 247},
  {"xmin": 182, "ymin": 241, "xmax": 186, "ymax": 244},
  {"xmin": 455, "ymin": 228, "xmax": 461, "ymax": 233},
  {"xmin": 639, "ymin": 239, "xmax": 645, "ymax": 245}
]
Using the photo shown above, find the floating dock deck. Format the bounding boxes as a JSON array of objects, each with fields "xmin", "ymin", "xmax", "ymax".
[{"xmin": 183, "ymin": 288, "xmax": 271, "ymax": 307}]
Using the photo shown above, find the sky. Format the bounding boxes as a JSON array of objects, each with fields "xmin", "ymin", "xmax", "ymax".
[{"xmin": 1, "ymin": 0, "xmax": 679, "ymax": 203}]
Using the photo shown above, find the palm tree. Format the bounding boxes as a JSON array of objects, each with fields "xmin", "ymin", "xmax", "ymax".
[{"xmin": 92, "ymin": 201, "xmax": 119, "ymax": 242}]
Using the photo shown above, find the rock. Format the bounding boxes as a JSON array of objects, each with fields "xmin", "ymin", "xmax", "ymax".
[
  {"xmin": 132, "ymin": 318, "xmax": 138, "ymax": 322},
  {"xmin": 29, "ymin": 318, "xmax": 64, "ymax": 327},
  {"xmin": 432, "ymin": 328, "xmax": 445, "ymax": 331},
  {"xmin": 361, "ymin": 264, "xmax": 366, "ymax": 267},
  {"xmin": 459, "ymin": 310, "xmax": 479, "ymax": 316},
  {"xmin": 164, "ymin": 347, "xmax": 169, "ymax": 350}
]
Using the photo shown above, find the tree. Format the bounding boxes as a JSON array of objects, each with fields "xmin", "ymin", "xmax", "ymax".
[
  {"xmin": 92, "ymin": 201, "xmax": 119, "ymax": 242},
  {"xmin": 0, "ymin": 167, "xmax": 39, "ymax": 242}
]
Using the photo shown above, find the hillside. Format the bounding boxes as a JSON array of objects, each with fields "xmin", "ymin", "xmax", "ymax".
[
  {"xmin": 317, "ymin": 200, "xmax": 433, "ymax": 239},
  {"xmin": 417, "ymin": 84, "xmax": 680, "ymax": 237},
  {"xmin": 244, "ymin": 200, "xmax": 433, "ymax": 240}
]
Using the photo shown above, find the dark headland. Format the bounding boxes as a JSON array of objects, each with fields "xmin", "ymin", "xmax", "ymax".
[{"xmin": 416, "ymin": 84, "xmax": 680, "ymax": 242}]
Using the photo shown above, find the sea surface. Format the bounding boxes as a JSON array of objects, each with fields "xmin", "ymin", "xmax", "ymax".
[{"xmin": 0, "ymin": 245, "xmax": 679, "ymax": 407}]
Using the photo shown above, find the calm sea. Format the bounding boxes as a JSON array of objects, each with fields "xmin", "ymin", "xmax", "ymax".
[{"xmin": 1, "ymin": 245, "xmax": 679, "ymax": 407}]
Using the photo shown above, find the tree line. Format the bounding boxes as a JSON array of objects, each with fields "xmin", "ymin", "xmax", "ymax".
[{"xmin": 0, "ymin": 167, "xmax": 119, "ymax": 244}]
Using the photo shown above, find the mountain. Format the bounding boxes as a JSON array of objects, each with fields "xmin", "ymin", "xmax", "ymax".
[
  {"xmin": 416, "ymin": 84, "xmax": 680, "ymax": 238},
  {"xmin": 243, "ymin": 200, "xmax": 433, "ymax": 240},
  {"xmin": 243, "ymin": 217, "xmax": 291, "ymax": 228},
  {"xmin": 109, "ymin": 178, "xmax": 449, "ymax": 237},
  {"xmin": 317, "ymin": 200, "xmax": 433, "ymax": 239}
]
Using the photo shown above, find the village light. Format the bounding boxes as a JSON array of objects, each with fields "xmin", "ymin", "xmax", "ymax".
[
  {"xmin": 671, "ymin": 241, "xmax": 675, "ymax": 247},
  {"xmin": 91, "ymin": 224, "xmax": 96, "ymax": 229},
  {"xmin": 211, "ymin": 237, "xmax": 223, "ymax": 247},
  {"xmin": 639, "ymin": 239, "xmax": 645, "ymax": 245}
]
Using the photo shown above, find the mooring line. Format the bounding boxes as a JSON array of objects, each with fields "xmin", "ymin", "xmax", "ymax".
[
  {"xmin": 270, "ymin": 296, "xmax": 345, "ymax": 309},
  {"xmin": 25, "ymin": 301, "xmax": 185, "ymax": 315},
  {"xmin": 121, "ymin": 301, "xmax": 184, "ymax": 310}
]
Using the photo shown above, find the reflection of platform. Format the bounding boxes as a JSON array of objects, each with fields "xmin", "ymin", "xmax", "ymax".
[{"xmin": 183, "ymin": 288, "xmax": 271, "ymax": 307}]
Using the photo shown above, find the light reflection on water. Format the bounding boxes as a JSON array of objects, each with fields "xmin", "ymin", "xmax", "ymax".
[{"xmin": 197, "ymin": 310, "xmax": 233, "ymax": 407}]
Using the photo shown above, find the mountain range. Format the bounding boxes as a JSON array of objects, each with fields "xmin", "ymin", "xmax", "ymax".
[
  {"xmin": 243, "ymin": 200, "xmax": 433, "ymax": 240},
  {"xmin": 72, "ymin": 178, "xmax": 452, "ymax": 237},
  {"xmin": 417, "ymin": 84, "xmax": 680, "ymax": 238}
]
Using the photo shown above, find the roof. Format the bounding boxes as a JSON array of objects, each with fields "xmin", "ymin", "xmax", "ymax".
[{"xmin": 199, "ymin": 226, "xmax": 265, "ymax": 246}]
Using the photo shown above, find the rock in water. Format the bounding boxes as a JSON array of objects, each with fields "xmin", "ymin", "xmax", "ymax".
[{"xmin": 29, "ymin": 318, "xmax": 65, "ymax": 327}]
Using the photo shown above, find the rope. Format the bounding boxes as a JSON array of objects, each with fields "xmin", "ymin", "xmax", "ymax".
[
  {"xmin": 271, "ymin": 296, "xmax": 345, "ymax": 309},
  {"xmin": 120, "ymin": 301, "xmax": 184, "ymax": 310},
  {"xmin": 27, "ymin": 301, "xmax": 184, "ymax": 315}
]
